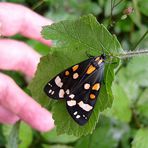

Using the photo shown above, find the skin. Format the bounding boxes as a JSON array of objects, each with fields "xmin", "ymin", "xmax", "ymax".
[{"xmin": 0, "ymin": 2, "xmax": 54, "ymax": 132}]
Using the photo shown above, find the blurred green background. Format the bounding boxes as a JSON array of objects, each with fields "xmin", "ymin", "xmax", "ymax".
[{"xmin": 0, "ymin": 0, "xmax": 148, "ymax": 148}]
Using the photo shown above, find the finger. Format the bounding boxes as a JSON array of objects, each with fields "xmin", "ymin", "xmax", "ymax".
[
  {"xmin": 0, "ymin": 2, "xmax": 53, "ymax": 46},
  {"xmin": 0, "ymin": 73, "xmax": 54, "ymax": 132},
  {"xmin": 0, "ymin": 105, "xmax": 19, "ymax": 124},
  {"xmin": 0, "ymin": 39, "xmax": 41, "ymax": 77}
]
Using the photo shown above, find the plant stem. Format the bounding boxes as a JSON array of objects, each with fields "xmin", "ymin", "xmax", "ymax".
[
  {"xmin": 113, "ymin": 0, "xmax": 124, "ymax": 8},
  {"xmin": 32, "ymin": 0, "xmax": 45, "ymax": 10},
  {"xmin": 119, "ymin": 49, "xmax": 148, "ymax": 59},
  {"xmin": 110, "ymin": 0, "xmax": 124, "ymax": 25},
  {"xmin": 131, "ymin": 30, "xmax": 148, "ymax": 51}
]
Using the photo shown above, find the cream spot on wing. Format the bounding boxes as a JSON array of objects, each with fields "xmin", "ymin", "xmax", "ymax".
[
  {"xmin": 76, "ymin": 115, "xmax": 81, "ymax": 119},
  {"xmin": 67, "ymin": 100, "xmax": 76, "ymax": 106},
  {"xmin": 74, "ymin": 111, "xmax": 78, "ymax": 115},
  {"xmin": 59, "ymin": 89, "xmax": 65, "ymax": 98},
  {"xmin": 69, "ymin": 94, "xmax": 75, "ymax": 99},
  {"xmin": 51, "ymin": 91, "xmax": 54, "ymax": 95},
  {"xmin": 73, "ymin": 73, "xmax": 79, "ymax": 79},
  {"xmin": 55, "ymin": 76, "xmax": 63, "ymax": 88},
  {"xmin": 66, "ymin": 89, "xmax": 70, "ymax": 95},
  {"xmin": 84, "ymin": 83, "xmax": 90, "ymax": 90},
  {"xmin": 78, "ymin": 101, "xmax": 93, "ymax": 111},
  {"xmin": 49, "ymin": 90, "xmax": 52, "ymax": 93}
]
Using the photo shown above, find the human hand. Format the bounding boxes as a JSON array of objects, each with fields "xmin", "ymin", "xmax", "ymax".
[{"xmin": 0, "ymin": 2, "xmax": 54, "ymax": 132}]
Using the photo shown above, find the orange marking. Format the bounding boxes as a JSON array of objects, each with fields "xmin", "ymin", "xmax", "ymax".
[
  {"xmin": 86, "ymin": 65, "xmax": 96, "ymax": 74},
  {"xmin": 65, "ymin": 71, "xmax": 70, "ymax": 76},
  {"xmin": 90, "ymin": 94, "xmax": 95, "ymax": 99},
  {"xmin": 92, "ymin": 83, "xmax": 100, "ymax": 91},
  {"xmin": 72, "ymin": 65, "xmax": 79, "ymax": 71}
]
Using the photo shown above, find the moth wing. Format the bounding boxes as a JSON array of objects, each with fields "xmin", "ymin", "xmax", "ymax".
[
  {"xmin": 66, "ymin": 62, "xmax": 105, "ymax": 125},
  {"xmin": 44, "ymin": 57, "xmax": 95, "ymax": 99}
]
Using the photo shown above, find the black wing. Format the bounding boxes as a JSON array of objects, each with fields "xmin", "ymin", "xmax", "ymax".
[
  {"xmin": 66, "ymin": 60, "xmax": 105, "ymax": 125},
  {"xmin": 44, "ymin": 57, "xmax": 95, "ymax": 100}
]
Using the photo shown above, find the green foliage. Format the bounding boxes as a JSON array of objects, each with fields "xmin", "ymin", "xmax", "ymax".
[
  {"xmin": 75, "ymin": 115, "xmax": 131, "ymax": 148},
  {"xmin": 105, "ymin": 83, "xmax": 132, "ymax": 123},
  {"xmin": 3, "ymin": 122, "xmax": 20, "ymax": 148},
  {"xmin": 29, "ymin": 14, "xmax": 122, "ymax": 137},
  {"xmin": 41, "ymin": 128, "xmax": 78, "ymax": 143},
  {"xmin": 1, "ymin": 0, "xmax": 148, "ymax": 147},
  {"xmin": 19, "ymin": 122, "xmax": 33, "ymax": 148},
  {"xmin": 132, "ymin": 128, "xmax": 148, "ymax": 148}
]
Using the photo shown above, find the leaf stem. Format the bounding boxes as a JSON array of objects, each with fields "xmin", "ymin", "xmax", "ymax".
[
  {"xmin": 131, "ymin": 30, "xmax": 148, "ymax": 51},
  {"xmin": 118, "ymin": 49, "xmax": 148, "ymax": 59},
  {"xmin": 32, "ymin": 0, "xmax": 45, "ymax": 10},
  {"xmin": 110, "ymin": 0, "xmax": 124, "ymax": 26}
]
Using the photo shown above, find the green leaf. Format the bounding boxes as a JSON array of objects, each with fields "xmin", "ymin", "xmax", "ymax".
[
  {"xmin": 29, "ymin": 14, "xmax": 123, "ymax": 137},
  {"xmin": 138, "ymin": 0, "xmax": 148, "ymax": 16},
  {"xmin": 105, "ymin": 83, "xmax": 132, "ymax": 122},
  {"xmin": 41, "ymin": 128, "xmax": 78, "ymax": 143},
  {"xmin": 42, "ymin": 144, "xmax": 73, "ymax": 148},
  {"xmin": 126, "ymin": 56, "xmax": 148, "ymax": 87},
  {"xmin": 0, "ymin": 125, "xmax": 6, "ymax": 146},
  {"xmin": 41, "ymin": 14, "xmax": 122, "ymax": 55},
  {"xmin": 19, "ymin": 122, "xmax": 33, "ymax": 148},
  {"xmin": 5, "ymin": 122, "xmax": 20, "ymax": 148},
  {"xmin": 132, "ymin": 128, "xmax": 148, "ymax": 148},
  {"xmin": 116, "ymin": 68, "xmax": 140, "ymax": 102},
  {"xmin": 75, "ymin": 116, "xmax": 129, "ymax": 148}
]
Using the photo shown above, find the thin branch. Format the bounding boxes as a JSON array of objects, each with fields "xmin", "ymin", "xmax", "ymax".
[
  {"xmin": 113, "ymin": 0, "xmax": 124, "ymax": 8},
  {"xmin": 118, "ymin": 49, "xmax": 148, "ymax": 59},
  {"xmin": 131, "ymin": 30, "xmax": 148, "ymax": 51},
  {"xmin": 109, "ymin": 0, "xmax": 124, "ymax": 27},
  {"xmin": 32, "ymin": 0, "xmax": 45, "ymax": 10}
]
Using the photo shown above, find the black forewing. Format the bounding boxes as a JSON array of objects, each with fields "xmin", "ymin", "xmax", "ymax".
[
  {"xmin": 66, "ymin": 61, "xmax": 105, "ymax": 125},
  {"xmin": 44, "ymin": 57, "xmax": 96, "ymax": 99}
]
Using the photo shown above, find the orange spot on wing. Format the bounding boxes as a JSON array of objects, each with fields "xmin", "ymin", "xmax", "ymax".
[
  {"xmin": 90, "ymin": 94, "xmax": 95, "ymax": 99},
  {"xmin": 86, "ymin": 65, "xmax": 96, "ymax": 74},
  {"xmin": 72, "ymin": 65, "xmax": 79, "ymax": 71},
  {"xmin": 65, "ymin": 71, "xmax": 70, "ymax": 76},
  {"xmin": 92, "ymin": 83, "xmax": 100, "ymax": 91}
]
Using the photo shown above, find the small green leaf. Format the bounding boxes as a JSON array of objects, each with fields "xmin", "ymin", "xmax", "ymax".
[
  {"xmin": 41, "ymin": 128, "xmax": 78, "ymax": 143},
  {"xmin": 29, "ymin": 14, "xmax": 123, "ymax": 136},
  {"xmin": 75, "ymin": 116, "xmax": 128, "ymax": 148},
  {"xmin": 19, "ymin": 122, "xmax": 33, "ymax": 148},
  {"xmin": 42, "ymin": 144, "xmax": 73, "ymax": 148},
  {"xmin": 5, "ymin": 122, "xmax": 20, "ymax": 148},
  {"xmin": 105, "ymin": 83, "xmax": 132, "ymax": 122},
  {"xmin": 132, "ymin": 128, "xmax": 148, "ymax": 148},
  {"xmin": 0, "ymin": 125, "xmax": 6, "ymax": 146},
  {"xmin": 126, "ymin": 56, "xmax": 148, "ymax": 87},
  {"xmin": 138, "ymin": 0, "xmax": 148, "ymax": 16}
]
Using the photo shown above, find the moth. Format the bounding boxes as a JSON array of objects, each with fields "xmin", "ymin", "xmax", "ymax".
[{"xmin": 44, "ymin": 54, "xmax": 106, "ymax": 125}]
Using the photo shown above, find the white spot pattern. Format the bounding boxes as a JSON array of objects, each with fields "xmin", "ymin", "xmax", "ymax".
[
  {"xmin": 55, "ymin": 76, "xmax": 63, "ymax": 88},
  {"xmin": 67, "ymin": 100, "xmax": 76, "ymax": 106},
  {"xmin": 78, "ymin": 101, "xmax": 93, "ymax": 112},
  {"xmin": 66, "ymin": 89, "xmax": 70, "ymax": 94},
  {"xmin": 69, "ymin": 94, "xmax": 75, "ymax": 99},
  {"xmin": 76, "ymin": 115, "xmax": 81, "ymax": 119},
  {"xmin": 74, "ymin": 111, "xmax": 78, "ymax": 115},
  {"xmin": 84, "ymin": 83, "xmax": 90, "ymax": 89},
  {"xmin": 59, "ymin": 89, "xmax": 65, "ymax": 98},
  {"xmin": 73, "ymin": 73, "xmax": 79, "ymax": 79}
]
